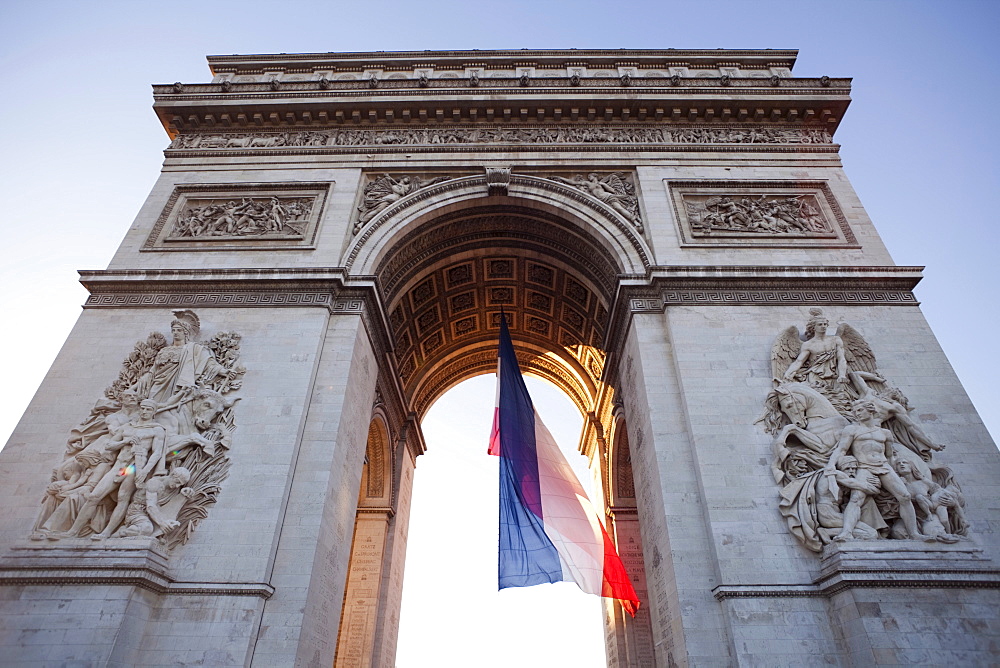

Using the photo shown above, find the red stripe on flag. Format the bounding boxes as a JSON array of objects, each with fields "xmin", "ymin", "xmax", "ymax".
[
  {"xmin": 488, "ymin": 407, "xmax": 501, "ymax": 456},
  {"xmin": 599, "ymin": 520, "xmax": 640, "ymax": 617}
]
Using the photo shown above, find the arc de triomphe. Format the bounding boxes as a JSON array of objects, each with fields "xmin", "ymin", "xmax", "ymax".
[{"xmin": 1, "ymin": 49, "xmax": 998, "ymax": 667}]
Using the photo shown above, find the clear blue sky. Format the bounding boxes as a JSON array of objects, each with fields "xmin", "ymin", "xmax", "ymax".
[{"xmin": 1, "ymin": 2, "xmax": 997, "ymax": 666}]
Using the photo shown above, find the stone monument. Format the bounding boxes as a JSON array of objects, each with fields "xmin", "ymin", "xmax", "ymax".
[{"xmin": 0, "ymin": 49, "xmax": 997, "ymax": 667}]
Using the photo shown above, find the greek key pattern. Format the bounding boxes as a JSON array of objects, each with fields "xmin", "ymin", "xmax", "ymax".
[
  {"xmin": 331, "ymin": 299, "xmax": 366, "ymax": 313},
  {"xmin": 85, "ymin": 293, "xmax": 336, "ymax": 309},
  {"xmin": 658, "ymin": 290, "xmax": 918, "ymax": 305},
  {"xmin": 630, "ymin": 299, "xmax": 664, "ymax": 313}
]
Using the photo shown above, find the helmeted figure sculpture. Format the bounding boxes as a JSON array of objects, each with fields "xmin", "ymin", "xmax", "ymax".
[{"xmin": 30, "ymin": 310, "xmax": 245, "ymax": 549}]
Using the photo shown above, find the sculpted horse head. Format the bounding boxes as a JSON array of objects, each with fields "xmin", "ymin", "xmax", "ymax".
[
  {"xmin": 760, "ymin": 382, "xmax": 849, "ymax": 458},
  {"xmin": 773, "ymin": 382, "xmax": 841, "ymax": 428}
]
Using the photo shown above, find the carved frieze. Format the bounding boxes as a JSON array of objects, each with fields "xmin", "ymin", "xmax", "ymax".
[
  {"xmin": 684, "ymin": 194, "xmax": 832, "ymax": 236},
  {"xmin": 30, "ymin": 311, "xmax": 244, "ymax": 550},
  {"xmin": 666, "ymin": 180, "xmax": 857, "ymax": 247},
  {"xmin": 168, "ymin": 126, "xmax": 832, "ymax": 151},
  {"xmin": 143, "ymin": 183, "xmax": 330, "ymax": 251},
  {"xmin": 169, "ymin": 196, "xmax": 314, "ymax": 239},
  {"xmin": 758, "ymin": 309, "xmax": 968, "ymax": 552}
]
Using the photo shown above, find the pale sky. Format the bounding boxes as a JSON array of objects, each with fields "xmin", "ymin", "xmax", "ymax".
[{"xmin": 1, "ymin": 2, "xmax": 997, "ymax": 666}]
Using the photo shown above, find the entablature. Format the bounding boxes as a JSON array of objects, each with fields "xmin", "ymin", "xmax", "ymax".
[
  {"xmin": 153, "ymin": 50, "xmax": 850, "ymax": 139},
  {"xmin": 205, "ymin": 48, "xmax": 801, "ymax": 75}
]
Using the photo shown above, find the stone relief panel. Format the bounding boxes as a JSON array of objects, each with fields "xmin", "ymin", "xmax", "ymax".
[
  {"xmin": 667, "ymin": 180, "xmax": 858, "ymax": 247},
  {"xmin": 143, "ymin": 183, "xmax": 330, "ymax": 251},
  {"xmin": 30, "ymin": 311, "xmax": 245, "ymax": 550},
  {"xmin": 757, "ymin": 308, "xmax": 968, "ymax": 552},
  {"xmin": 544, "ymin": 172, "xmax": 644, "ymax": 232},
  {"xmin": 354, "ymin": 173, "xmax": 460, "ymax": 233},
  {"xmin": 168, "ymin": 126, "xmax": 832, "ymax": 151}
]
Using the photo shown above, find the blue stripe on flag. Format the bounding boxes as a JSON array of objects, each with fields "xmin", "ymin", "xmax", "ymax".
[{"xmin": 496, "ymin": 313, "xmax": 563, "ymax": 588}]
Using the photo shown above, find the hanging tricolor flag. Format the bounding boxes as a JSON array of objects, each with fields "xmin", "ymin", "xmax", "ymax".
[{"xmin": 488, "ymin": 312, "xmax": 639, "ymax": 615}]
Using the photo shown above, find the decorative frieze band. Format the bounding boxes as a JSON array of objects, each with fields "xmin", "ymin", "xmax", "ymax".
[
  {"xmin": 712, "ymin": 572, "xmax": 1000, "ymax": 600},
  {"xmin": 655, "ymin": 289, "xmax": 918, "ymax": 306},
  {"xmin": 167, "ymin": 125, "xmax": 833, "ymax": 154},
  {"xmin": 0, "ymin": 566, "xmax": 275, "ymax": 599},
  {"xmin": 628, "ymin": 290, "xmax": 917, "ymax": 317}
]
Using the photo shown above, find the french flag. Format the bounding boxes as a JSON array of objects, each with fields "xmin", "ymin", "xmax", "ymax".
[{"xmin": 488, "ymin": 313, "xmax": 639, "ymax": 615}]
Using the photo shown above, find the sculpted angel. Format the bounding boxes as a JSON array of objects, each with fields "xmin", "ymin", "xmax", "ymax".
[
  {"xmin": 551, "ymin": 173, "xmax": 644, "ymax": 232},
  {"xmin": 772, "ymin": 307, "xmax": 872, "ymax": 414},
  {"xmin": 356, "ymin": 175, "xmax": 414, "ymax": 229},
  {"xmin": 355, "ymin": 174, "xmax": 453, "ymax": 232},
  {"xmin": 781, "ymin": 308, "xmax": 848, "ymax": 388}
]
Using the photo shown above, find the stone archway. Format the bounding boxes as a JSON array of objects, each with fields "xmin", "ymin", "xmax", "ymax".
[{"xmin": 336, "ymin": 184, "xmax": 656, "ymax": 667}]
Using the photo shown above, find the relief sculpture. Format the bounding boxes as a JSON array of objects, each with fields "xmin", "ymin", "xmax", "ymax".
[
  {"xmin": 169, "ymin": 126, "xmax": 832, "ymax": 150},
  {"xmin": 355, "ymin": 174, "xmax": 453, "ymax": 233},
  {"xmin": 685, "ymin": 194, "xmax": 831, "ymax": 236},
  {"xmin": 758, "ymin": 308, "xmax": 967, "ymax": 552},
  {"xmin": 169, "ymin": 196, "xmax": 313, "ymax": 239},
  {"xmin": 549, "ymin": 172, "xmax": 644, "ymax": 232},
  {"xmin": 30, "ymin": 311, "xmax": 245, "ymax": 549}
]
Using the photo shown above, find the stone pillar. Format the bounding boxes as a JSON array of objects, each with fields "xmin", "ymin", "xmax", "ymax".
[
  {"xmin": 610, "ymin": 508, "xmax": 656, "ymax": 667},
  {"xmin": 371, "ymin": 442, "xmax": 416, "ymax": 668},
  {"xmin": 249, "ymin": 311, "xmax": 379, "ymax": 667},
  {"xmin": 619, "ymin": 313, "xmax": 734, "ymax": 666},
  {"xmin": 336, "ymin": 512, "xmax": 391, "ymax": 668}
]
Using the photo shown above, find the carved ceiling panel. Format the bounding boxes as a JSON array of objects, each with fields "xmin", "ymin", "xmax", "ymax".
[{"xmin": 376, "ymin": 207, "xmax": 615, "ymax": 416}]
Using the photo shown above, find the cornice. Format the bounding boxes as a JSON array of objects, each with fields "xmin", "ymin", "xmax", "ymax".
[
  {"xmin": 603, "ymin": 265, "xmax": 924, "ymax": 357},
  {"xmin": 154, "ymin": 79, "xmax": 850, "ymax": 138},
  {"xmin": 206, "ymin": 49, "xmax": 800, "ymax": 71},
  {"xmin": 0, "ymin": 542, "xmax": 275, "ymax": 598},
  {"xmin": 154, "ymin": 78, "xmax": 848, "ymax": 98},
  {"xmin": 80, "ymin": 267, "xmax": 357, "ymax": 287}
]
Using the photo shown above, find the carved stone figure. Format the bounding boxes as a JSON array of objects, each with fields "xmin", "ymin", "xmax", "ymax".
[
  {"xmin": 30, "ymin": 311, "xmax": 244, "ymax": 548},
  {"xmin": 759, "ymin": 309, "xmax": 968, "ymax": 552},
  {"xmin": 355, "ymin": 174, "xmax": 453, "ymax": 233},
  {"xmin": 169, "ymin": 196, "xmax": 312, "ymax": 239},
  {"xmin": 685, "ymin": 194, "xmax": 832, "ymax": 236},
  {"xmin": 894, "ymin": 459, "xmax": 961, "ymax": 542},
  {"xmin": 824, "ymin": 400, "xmax": 929, "ymax": 542},
  {"xmin": 113, "ymin": 467, "xmax": 193, "ymax": 538},
  {"xmin": 58, "ymin": 399, "xmax": 167, "ymax": 540},
  {"xmin": 772, "ymin": 308, "xmax": 856, "ymax": 414},
  {"xmin": 549, "ymin": 172, "xmax": 643, "ymax": 231}
]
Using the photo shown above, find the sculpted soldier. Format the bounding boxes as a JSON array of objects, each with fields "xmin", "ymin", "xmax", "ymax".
[
  {"xmin": 824, "ymin": 400, "xmax": 929, "ymax": 542},
  {"xmin": 114, "ymin": 467, "xmax": 193, "ymax": 538},
  {"xmin": 59, "ymin": 400, "xmax": 167, "ymax": 539}
]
